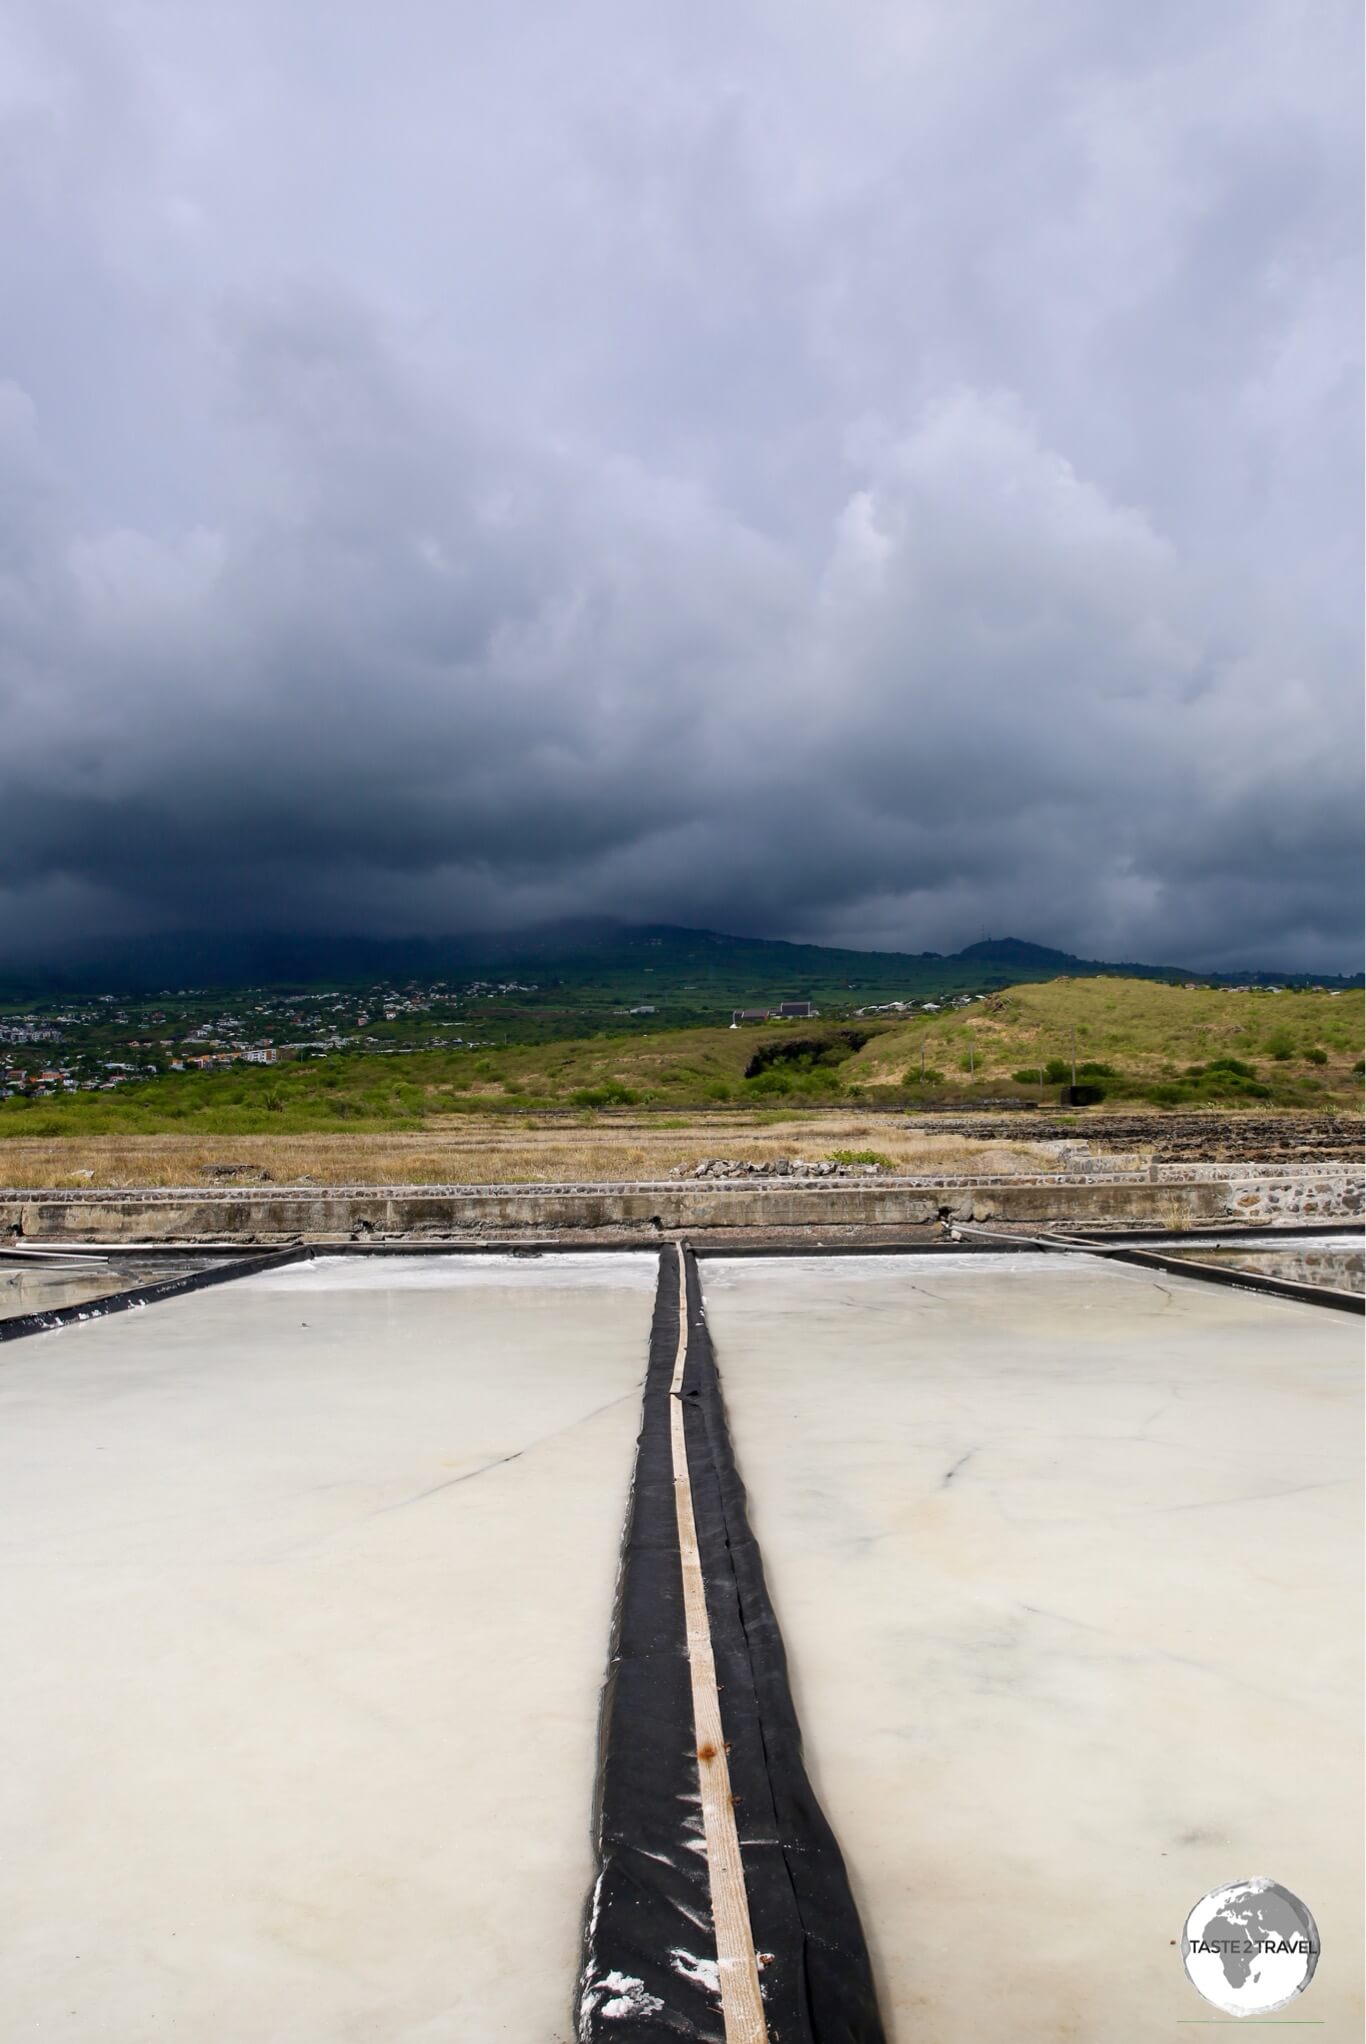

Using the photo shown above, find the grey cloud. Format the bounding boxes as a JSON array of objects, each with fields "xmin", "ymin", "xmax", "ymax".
[{"xmin": 0, "ymin": 0, "xmax": 1359, "ymax": 971}]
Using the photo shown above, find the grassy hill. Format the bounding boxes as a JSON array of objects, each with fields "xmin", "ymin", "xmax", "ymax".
[{"xmin": 843, "ymin": 977, "xmax": 1364, "ymax": 1107}]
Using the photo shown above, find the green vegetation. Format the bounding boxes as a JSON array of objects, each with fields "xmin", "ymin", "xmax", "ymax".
[
  {"xmin": 0, "ymin": 1061, "xmax": 429, "ymax": 1137},
  {"xmin": 0, "ymin": 1022, "xmax": 878, "ymax": 1136},
  {"xmin": 1136, "ymin": 1056, "xmax": 1275, "ymax": 1106},
  {"xmin": 1009, "ymin": 1058, "xmax": 1115, "ymax": 1088},
  {"xmin": 826, "ymin": 1148, "xmax": 895, "ymax": 1167}
]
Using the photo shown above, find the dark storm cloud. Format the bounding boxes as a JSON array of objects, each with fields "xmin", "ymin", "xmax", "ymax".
[{"xmin": 0, "ymin": 0, "xmax": 1360, "ymax": 969}]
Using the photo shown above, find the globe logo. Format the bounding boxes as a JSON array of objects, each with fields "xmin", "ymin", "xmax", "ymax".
[{"xmin": 1182, "ymin": 1878, "xmax": 1320, "ymax": 2017}]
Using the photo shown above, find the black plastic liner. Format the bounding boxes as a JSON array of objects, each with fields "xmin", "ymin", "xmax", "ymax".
[{"xmin": 577, "ymin": 1248, "xmax": 884, "ymax": 2041}]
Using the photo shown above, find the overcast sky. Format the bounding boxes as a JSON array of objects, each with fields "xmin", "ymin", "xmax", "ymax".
[{"xmin": 1, "ymin": 1, "xmax": 1360, "ymax": 969}]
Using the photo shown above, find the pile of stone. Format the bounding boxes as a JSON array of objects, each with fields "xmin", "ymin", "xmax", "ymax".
[{"xmin": 671, "ymin": 1156, "xmax": 887, "ymax": 1179}]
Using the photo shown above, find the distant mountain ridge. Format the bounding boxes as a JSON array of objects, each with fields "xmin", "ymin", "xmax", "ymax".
[{"xmin": 0, "ymin": 921, "xmax": 1358, "ymax": 1001}]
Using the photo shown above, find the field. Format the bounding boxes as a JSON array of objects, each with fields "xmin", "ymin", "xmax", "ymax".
[{"xmin": 0, "ymin": 1114, "xmax": 1076, "ymax": 1191}]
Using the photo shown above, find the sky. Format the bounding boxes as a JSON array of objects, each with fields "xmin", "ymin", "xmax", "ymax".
[{"xmin": 1, "ymin": 0, "xmax": 1361, "ymax": 972}]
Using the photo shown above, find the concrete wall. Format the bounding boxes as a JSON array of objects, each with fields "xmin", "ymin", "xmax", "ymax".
[{"xmin": 3, "ymin": 1169, "xmax": 1360, "ymax": 1244}]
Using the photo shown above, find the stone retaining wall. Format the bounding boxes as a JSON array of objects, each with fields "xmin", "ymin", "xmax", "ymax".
[{"xmin": 3, "ymin": 1168, "xmax": 1360, "ymax": 1244}]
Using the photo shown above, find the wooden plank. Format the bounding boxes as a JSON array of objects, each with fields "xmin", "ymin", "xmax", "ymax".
[{"xmin": 669, "ymin": 1243, "xmax": 768, "ymax": 2043}]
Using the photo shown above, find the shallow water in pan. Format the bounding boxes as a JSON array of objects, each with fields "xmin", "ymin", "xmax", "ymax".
[
  {"xmin": 0, "ymin": 1254, "xmax": 216, "ymax": 1320},
  {"xmin": 703, "ymin": 1251, "xmax": 1364, "ymax": 2040},
  {"xmin": 1157, "ymin": 1233, "xmax": 1364, "ymax": 1294}
]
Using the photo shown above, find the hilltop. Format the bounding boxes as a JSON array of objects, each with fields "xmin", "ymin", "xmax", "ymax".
[
  {"xmin": 842, "ymin": 976, "xmax": 1365, "ymax": 1108},
  {"xmin": 0, "ymin": 920, "xmax": 1358, "ymax": 1007}
]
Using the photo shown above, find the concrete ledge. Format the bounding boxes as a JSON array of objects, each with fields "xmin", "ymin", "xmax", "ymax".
[{"xmin": 3, "ymin": 1169, "xmax": 1360, "ymax": 1244}]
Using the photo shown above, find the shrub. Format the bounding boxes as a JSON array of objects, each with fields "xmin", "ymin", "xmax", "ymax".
[
  {"xmin": 827, "ymin": 1148, "xmax": 895, "ymax": 1167},
  {"xmin": 1043, "ymin": 1058, "xmax": 1071, "ymax": 1083},
  {"xmin": 903, "ymin": 1067, "xmax": 946, "ymax": 1087},
  {"xmin": 570, "ymin": 1082, "xmax": 639, "ymax": 1107},
  {"xmin": 744, "ymin": 1066, "xmax": 843, "ymax": 1098},
  {"xmin": 743, "ymin": 1031, "xmax": 869, "ymax": 1080},
  {"xmin": 1304, "ymin": 1047, "xmax": 1328, "ymax": 1065},
  {"xmin": 1139, "ymin": 1064, "xmax": 1273, "ymax": 1104}
]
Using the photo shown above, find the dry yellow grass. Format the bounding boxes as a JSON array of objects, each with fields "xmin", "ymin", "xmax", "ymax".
[{"xmin": 0, "ymin": 1112, "xmax": 1082, "ymax": 1190}]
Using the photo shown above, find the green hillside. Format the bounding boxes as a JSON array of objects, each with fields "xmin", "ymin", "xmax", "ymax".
[{"xmin": 2, "ymin": 975, "xmax": 1361, "ymax": 1138}]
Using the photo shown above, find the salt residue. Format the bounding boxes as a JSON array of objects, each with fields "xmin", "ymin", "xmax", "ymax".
[
  {"xmin": 244, "ymin": 1250, "xmax": 659, "ymax": 1293},
  {"xmin": 670, "ymin": 1948, "xmax": 721, "ymax": 1996},
  {"xmin": 579, "ymin": 1970, "xmax": 665, "ymax": 2024}
]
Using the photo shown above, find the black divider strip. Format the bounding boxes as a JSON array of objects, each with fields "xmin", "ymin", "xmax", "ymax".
[
  {"xmin": 578, "ymin": 1247, "xmax": 721, "ymax": 2038},
  {"xmin": 0, "ymin": 1247, "xmax": 312, "ymax": 1344},
  {"xmin": 577, "ymin": 1248, "xmax": 885, "ymax": 2041}
]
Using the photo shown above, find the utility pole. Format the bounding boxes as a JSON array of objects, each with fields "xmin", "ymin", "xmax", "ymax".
[
  {"xmin": 1070, "ymin": 1025, "xmax": 1077, "ymax": 1089},
  {"xmin": 920, "ymin": 1041, "xmax": 926, "ymax": 1080}
]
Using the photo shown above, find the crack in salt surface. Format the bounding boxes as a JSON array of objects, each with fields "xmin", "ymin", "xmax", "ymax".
[
  {"xmin": 1017, "ymin": 1601, "xmax": 1304, "ymax": 1709},
  {"xmin": 274, "ymin": 1390, "xmax": 638, "ymax": 1557},
  {"xmin": 941, "ymin": 1450, "xmax": 975, "ymax": 1487},
  {"xmin": 374, "ymin": 1389, "xmax": 638, "ymax": 1514}
]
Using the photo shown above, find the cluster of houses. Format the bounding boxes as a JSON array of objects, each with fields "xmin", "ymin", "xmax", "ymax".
[
  {"xmin": 0, "ymin": 979, "xmax": 500, "ymax": 1100},
  {"xmin": 3, "ymin": 1062, "xmax": 151, "ymax": 1097},
  {"xmin": 853, "ymin": 992, "xmax": 983, "ymax": 1017},
  {"xmin": 730, "ymin": 1001, "xmax": 817, "ymax": 1026}
]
